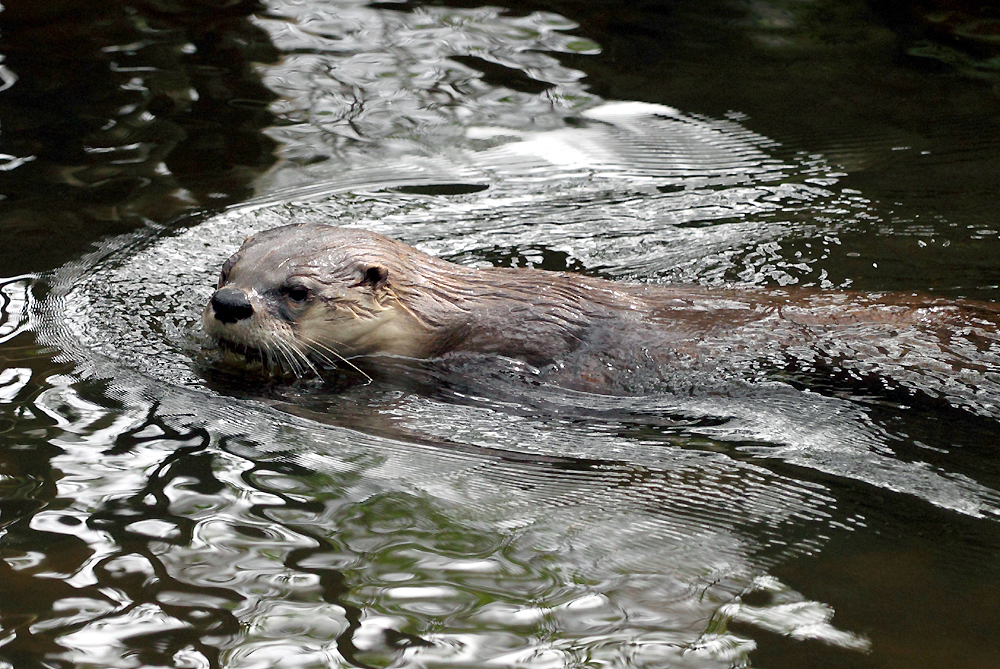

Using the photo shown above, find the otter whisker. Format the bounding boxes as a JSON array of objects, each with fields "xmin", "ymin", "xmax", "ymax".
[
  {"xmin": 300, "ymin": 342, "xmax": 339, "ymax": 369},
  {"xmin": 271, "ymin": 339, "xmax": 297, "ymax": 376},
  {"xmin": 289, "ymin": 341, "xmax": 322, "ymax": 378},
  {"xmin": 300, "ymin": 343, "xmax": 346, "ymax": 375},
  {"xmin": 273, "ymin": 336, "xmax": 317, "ymax": 378},
  {"xmin": 261, "ymin": 341, "xmax": 278, "ymax": 373},
  {"xmin": 273, "ymin": 347, "xmax": 291, "ymax": 376},
  {"xmin": 303, "ymin": 337, "xmax": 373, "ymax": 384},
  {"xmin": 271, "ymin": 338, "xmax": 299, "ymax": 375},
  {"xmin": 260, "ymin": 333, "xmax": 294, "ymax": 376}
]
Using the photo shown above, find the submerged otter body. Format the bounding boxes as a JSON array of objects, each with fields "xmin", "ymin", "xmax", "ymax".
[{"xmin": 203, "ymin": 223, "xmax": 999, "ymax": 395}]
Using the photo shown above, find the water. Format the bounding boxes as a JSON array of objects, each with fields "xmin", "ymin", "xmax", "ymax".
[{"xmin": 3, "ymin": 1, "xmax": 1000, "ymax": 667}]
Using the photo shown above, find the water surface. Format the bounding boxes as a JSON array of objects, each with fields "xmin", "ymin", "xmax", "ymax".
[{"xmin": 3, "ymin": 1, "xmax": 1000, "ymax": 668}]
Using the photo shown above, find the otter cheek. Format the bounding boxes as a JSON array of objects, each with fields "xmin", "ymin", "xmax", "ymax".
[
  {"xmin": 298, "ymin": 305, "xmax": 373, "ymax": 353},
  {"xmin": 295, "ymin": 305, "xmax": 338, "ymax": 339},
  {"xmin": 276, "ymin": 302, "xmax": 297, "ymax": 323}
]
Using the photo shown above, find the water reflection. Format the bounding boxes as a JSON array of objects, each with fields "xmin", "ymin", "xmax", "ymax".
[
  {"xmin": 4, "ymin": 0, "xmax": 1000, "ymax": 667},
  {"xmin": 0, "ymin": 0, "xmax": 279, "ymax": 275},
  {"xmin": 26, "ymin": 98, "xmax": 1000, "ymax": 665},
  {"xmin": 0, "ymin": 367, "xmax": 868, "ymax": 667},
  {"xmin": 256, "ymin": 0, "xmax": 600, "ymax": 188}
]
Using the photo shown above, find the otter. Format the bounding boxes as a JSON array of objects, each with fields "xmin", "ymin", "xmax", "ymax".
[
  {"xmin": 203, "ymin": 223, "xmax": 663, "ymax": 372},
  {"xmin": 203, "ymin": 223, "xmax": 1000, "ymax": 394}
]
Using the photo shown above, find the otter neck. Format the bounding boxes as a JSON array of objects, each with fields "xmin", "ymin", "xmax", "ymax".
[{"xmin": 397, "ymin": 266, "xmax": 641, "ymax": 365}]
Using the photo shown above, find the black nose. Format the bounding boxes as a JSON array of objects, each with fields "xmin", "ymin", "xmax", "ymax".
[{"xmin": 211, "ymin": 288, "xmax": 253, "ymax": 324}]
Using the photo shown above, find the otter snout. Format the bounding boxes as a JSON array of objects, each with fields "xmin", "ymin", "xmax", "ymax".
[{"xmin": 210, "ymin": 287, "xmax": 253, "ymax": 324}]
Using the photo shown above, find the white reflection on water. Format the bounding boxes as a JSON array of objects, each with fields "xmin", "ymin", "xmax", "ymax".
[
  {"xmin": 18, "ymin": 370, "xmax": 868, "ymax": 668},
  {"xmin": 256, "ymin": 1, "xmax": 601, "ymax": 163},
  {"xmin": 0, "ymin": 276, "xmax": 33, "ymax": 345}
]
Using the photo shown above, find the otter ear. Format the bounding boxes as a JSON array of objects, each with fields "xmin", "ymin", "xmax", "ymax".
[{"xmin": 360, "ymin": 265, "xmax": 388, "ymax": 288}]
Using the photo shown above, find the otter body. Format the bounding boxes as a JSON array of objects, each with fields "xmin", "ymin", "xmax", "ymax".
[{"xmin": 203, "ymin": 223, "xmax": 998, "ymax": 390}]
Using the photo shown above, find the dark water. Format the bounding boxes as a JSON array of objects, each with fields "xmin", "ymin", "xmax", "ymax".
[{"xmin": 3, "ymin": 1, "xmax": 1000, "ymax": 667}]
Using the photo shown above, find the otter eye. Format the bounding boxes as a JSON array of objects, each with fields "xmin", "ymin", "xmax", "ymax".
[{"xmin": 283, "ymin": 284, "xmax": 310, "ymax": 303}]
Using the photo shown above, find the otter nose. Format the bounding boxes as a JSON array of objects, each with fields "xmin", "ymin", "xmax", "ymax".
[{"xmin": 211, "ymin": 288, "xmax": 253, "ymax": 324}]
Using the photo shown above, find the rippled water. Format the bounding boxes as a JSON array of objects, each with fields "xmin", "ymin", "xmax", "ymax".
[{"xmin": 3, "ymin": 1, "xmax": 1000, "ymax": 668}]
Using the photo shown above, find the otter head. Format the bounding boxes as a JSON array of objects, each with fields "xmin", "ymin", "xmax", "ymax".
[{"xmin": 203, "ymin": 224, "xmax": 433, "ymax": 374}]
